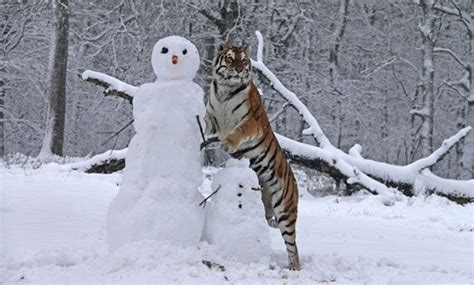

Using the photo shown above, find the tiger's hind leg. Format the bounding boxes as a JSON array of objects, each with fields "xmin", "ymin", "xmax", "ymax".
[{"xmin": 272, "ymin": 193, "xmax": 300, "ymax": 270}]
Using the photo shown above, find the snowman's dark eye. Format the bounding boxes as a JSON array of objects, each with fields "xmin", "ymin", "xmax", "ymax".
[
  {"xmin": 161, "ymin": 47, "xmax": 168, "ymax": 54},
  {"xmin": 182, "ymin": 49, "xmax": 187, "ymax": 55}
]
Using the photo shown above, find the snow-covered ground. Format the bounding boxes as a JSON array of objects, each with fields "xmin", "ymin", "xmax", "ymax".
[{"xmin": 1, "ymin": 167, "xmax": 473, "ymax": 284}]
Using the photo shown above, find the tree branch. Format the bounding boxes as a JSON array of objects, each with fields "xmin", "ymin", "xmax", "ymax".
[
  {"xmin": 434, "ymin": 47, "xmax": 469, "ymax": 70},
  {"xmin": 409, "ymin": 127, "xmax": 471, "ymax": 171},
  {"xmin": 81, "ymin": 70, "xmax": 137, "ymax": 104}
]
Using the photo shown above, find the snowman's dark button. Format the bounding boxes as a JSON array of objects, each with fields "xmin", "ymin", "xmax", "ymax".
[
  {"xmin": 237, "ymin": 193, "xmax": 242, "ymax": 197},
  {"xmin": 239, "ymin": 184, "xmax": 243, "ymax": 188},
  {"xmin": 238, "ymin": 204, "xmax": 242, "ymax": 209}
]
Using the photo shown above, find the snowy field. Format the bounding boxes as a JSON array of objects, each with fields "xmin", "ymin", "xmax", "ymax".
[{"xmin": 1, "ymin": 167, "xmax": 473, "ymax": 284}]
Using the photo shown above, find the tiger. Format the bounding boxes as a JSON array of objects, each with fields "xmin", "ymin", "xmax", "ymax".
[{"xmin": 204, "ymin": 42, "xmax": 300, "ymax": 270}]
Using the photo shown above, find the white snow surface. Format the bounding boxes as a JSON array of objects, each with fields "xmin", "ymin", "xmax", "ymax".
[
  {"xmin": 204, "ymin": 159, "xmax": 271, "ymax": 264},
  {"xmin": 107, "ymin": 37, "xmax": 206, "ymax": 252},
  {"xmin": 1, "ymin": 167, "xmax": 473, "ymax": 284}
]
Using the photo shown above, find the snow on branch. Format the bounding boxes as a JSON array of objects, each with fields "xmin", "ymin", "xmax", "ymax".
[
  {"xmin": 278, "ymin": 131, "xmax": 474, "ymax": 202},
  {"xmin": 348, "ymin": 144, "xmax": 363, "ymax": 158},
  {"xmin": 276, "ymin": 134, "xmax": 401, "ymax": 205},
  {"xmin": 62, "ymin": 148, "xmax": 127, "ymax": 173},
  {"xmin": 410, "ymin": 107, "xmax": 430, "ymax": 117},
  {"xmin": 82, "ymin": 70, "xmax": 138, "ymax": 104},
  {"xmin": 409, "ymin": 127, "xmax": 472, "ymax": 171},
  {"xmin": 413, "ymin": 0, "xmax": 471, "ymax": 30}
]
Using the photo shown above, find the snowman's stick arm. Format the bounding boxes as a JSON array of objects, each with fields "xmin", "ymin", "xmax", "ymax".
[
  {"xmin": 81, "ymin": 70, "xmax": 137, "ymax": 104},
  {"xmin": 199, "ymin": 185, "xmax": 221, "ymax": 208},
  {"xmin": 196, "ymin": 115, "xmax": 214, "ymax": 164},
  {"xmin": 196, "ymin": 115, "xmax": 207, "ymax": 143},
  {"xmin": 200, "ymin": 136, "xmax": 220, "ymax": 150}
]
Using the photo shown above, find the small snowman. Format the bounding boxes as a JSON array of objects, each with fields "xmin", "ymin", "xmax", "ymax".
[
  {"xmin": 204, "ymin": 158, "xmax": 272, "ymax": 263},
  {"xmin": 107, "ymin": 36, "xmax": 206, "ymax": 252}
]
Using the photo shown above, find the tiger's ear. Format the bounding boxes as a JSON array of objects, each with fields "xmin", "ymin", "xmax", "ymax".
[
  {"xmin": 243, "ymin": 44, "xmax": 252, "ymax": 56},
  {"xmin": 218, "ymin": 42, "xmax": 230, "ymax": 52}
]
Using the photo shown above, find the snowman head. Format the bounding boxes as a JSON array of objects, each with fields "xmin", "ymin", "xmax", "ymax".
[{"xmin": 151, "ymin": 36, "xmax": 200, "ymax": 81}]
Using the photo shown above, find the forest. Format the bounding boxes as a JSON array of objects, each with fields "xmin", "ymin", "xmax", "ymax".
[{"xmin": 2, "ymin": 0, "xmax": 473, "ymax": 190}]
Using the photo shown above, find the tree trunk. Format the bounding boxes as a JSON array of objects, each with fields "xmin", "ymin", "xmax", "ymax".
[
  {"xmin": 1, "ymin": 10, "xmax": 8, "ymax": 158},
  {"xmin": 417, "ymin": 0, "xmax": 437, "ymax": 158},
  {"xmin": 460, "ymin": 10, "xmax": 473, "ymax": 179},
  {"xmin": 0, "ymin": 78, "xmax": 4, "ymax": 158},
  {"xmin": 382, "ymin": 88, "xmax": 389, "ymax": 162},
  {"xmin": 39, "ymin": 0, "xmax": 69, "ymax": 157},
  {"xmin": 329, "ymin": 0, "xmax": 349, "ymax": 149}
]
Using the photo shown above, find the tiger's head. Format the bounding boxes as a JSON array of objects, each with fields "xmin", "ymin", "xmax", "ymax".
[{"xmin": 213, "ymin": 42, "xmax": 251, "ymax": 85}]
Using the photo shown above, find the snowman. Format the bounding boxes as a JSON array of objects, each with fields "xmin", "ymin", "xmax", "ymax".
[
  {"xmin": 107, "ymin": 36, "xmax": 206, "ymax": 252},
  {"xmin": 204, "ymin": 158, "xmax": 272, "ymax": 263}
]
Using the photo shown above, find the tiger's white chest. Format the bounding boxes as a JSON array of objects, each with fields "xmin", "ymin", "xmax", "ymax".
[{"xmin": 209, "ymin": 85, "xmax": 249, "ymax": 138}]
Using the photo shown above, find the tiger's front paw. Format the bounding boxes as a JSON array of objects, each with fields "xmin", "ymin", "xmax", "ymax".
[{"xmin": 223, "ymin": 135, "xmax": 239, "ymax": 154}]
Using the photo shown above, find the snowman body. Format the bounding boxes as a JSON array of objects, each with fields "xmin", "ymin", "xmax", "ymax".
[
  {"xmin": 204, "ymin": 159, "xmax": 272, "ymax": 263},
  {"xmin": 107, "ymin": 36, "xmax": 206, "ymax": 252}
]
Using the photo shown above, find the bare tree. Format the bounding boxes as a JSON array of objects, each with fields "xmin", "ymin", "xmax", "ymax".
[
  {"xmin": 413, "ymin": 0, "xmax": 439, "ymax": 159},
  {"xmin": 39, "ymin": 0, "xmax": 69, "ymax": 158},
  {"xmin": 329, "ymin": 0, "xmax": 350, "ymax": 149}
]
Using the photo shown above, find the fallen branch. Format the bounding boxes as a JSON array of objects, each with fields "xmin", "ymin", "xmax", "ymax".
[
  {"xmin": 251, "ymin": 30, "xmax": 473, "ymax": 202},
  {"xmin": 82, "ymin": 70, "xmax": 138, "ymax": 104},
  {"xmin": 59, "ymin": 148, "xmax": 128, "ymax": 173}
]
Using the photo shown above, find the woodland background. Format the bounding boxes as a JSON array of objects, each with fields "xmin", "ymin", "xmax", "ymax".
[{"xmin": 2, "ymin": 0, "xmax": 473, "ymax": 180}]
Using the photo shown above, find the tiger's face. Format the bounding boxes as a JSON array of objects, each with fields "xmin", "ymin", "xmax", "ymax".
[{"xmin": 214, "ymin": 42, "xmax": 251, "ymax": 84}]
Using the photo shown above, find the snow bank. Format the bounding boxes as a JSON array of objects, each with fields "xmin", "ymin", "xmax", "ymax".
[{"xmin": 2, "ymin": 169, "xmax": 472, "ymax": 284}]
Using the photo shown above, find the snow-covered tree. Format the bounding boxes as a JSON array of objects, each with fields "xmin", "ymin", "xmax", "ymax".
[{"xmin": 39, "ymin": 0, "xmax": 69, "ymax": 158}]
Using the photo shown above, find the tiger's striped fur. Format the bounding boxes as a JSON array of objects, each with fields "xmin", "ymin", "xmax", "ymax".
[{"xmin": 204, "ymin": 42, "xmax": 300, "ymax": 270}]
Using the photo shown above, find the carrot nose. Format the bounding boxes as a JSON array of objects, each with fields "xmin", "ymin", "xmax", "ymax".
[{"xmin": 172, "ymin": 55, "xmax": 178, "ymax": 64}]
